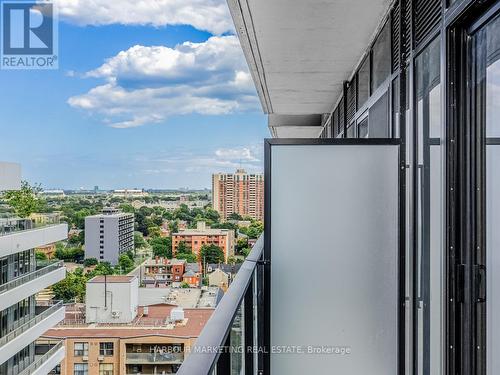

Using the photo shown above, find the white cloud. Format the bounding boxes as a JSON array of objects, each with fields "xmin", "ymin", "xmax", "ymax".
[
  {"xmin": 138, "ymin": 145, "xmax": 263, "ymax": 175},
  {"xmin": 67, "ymin": 36, "xmax": 259, "ymax": 128},
  {"xmin": 215, "ymin": 147, "xmax": 260, "ymax": 162},
  {"xmin": 51, "ymin": 0, "xmax": 233, "ymax": 35}
]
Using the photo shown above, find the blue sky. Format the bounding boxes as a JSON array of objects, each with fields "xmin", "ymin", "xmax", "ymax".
[{"xmin": 0, "ymin": 0, "xmax": 268, "ymax": 190}]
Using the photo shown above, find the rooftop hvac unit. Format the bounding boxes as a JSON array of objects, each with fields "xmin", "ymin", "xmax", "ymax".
[
  {"xmin": 111, "ymin": 311, "xmax": 121, "ymax": 318},
  {"xmin": 170, "ymin": 307, "xmax": 184, "ymax": 322}
]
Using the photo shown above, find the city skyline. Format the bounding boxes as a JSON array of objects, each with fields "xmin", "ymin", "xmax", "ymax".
[{"xmin": 0, "ymin": 0, "xmax": 267, "ymax": 190}]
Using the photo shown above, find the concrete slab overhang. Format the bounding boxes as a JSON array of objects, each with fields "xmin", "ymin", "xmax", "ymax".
[{"xmin": 227, "ymin": 0, "xmax": 392, "ymax": 137}]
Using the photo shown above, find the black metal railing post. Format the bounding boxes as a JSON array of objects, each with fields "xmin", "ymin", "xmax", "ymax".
[
  {"xmin": 256, "ymin": 257, "xmax": 265, "ymax": 374},
  {"xmin": 244, "ymin": 271, "xmax": 254, "ymax": 374},
  {"xmin": 217, "ymin": 333, "xmax": 231, "ymax": 374}
]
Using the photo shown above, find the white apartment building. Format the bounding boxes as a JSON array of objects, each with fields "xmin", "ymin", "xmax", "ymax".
[
  {"xmin": 84, "ymin": 208, "xmax": 134, "ymax": 265},
  {"xmin": 0, "ymin": 162, "xmax": 67, "ymax": 375}
]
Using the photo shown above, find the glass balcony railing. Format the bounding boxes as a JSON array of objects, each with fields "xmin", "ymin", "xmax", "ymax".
[
  {"xmin": 0, "ymin": 301, "xmax": 64, "ymax": 349},
  {"xmin": 0, "ymin": 213, "xmax": 61, "ymax": 237},
  {"xmin": 19, "ymin": 340, "xmax": 64, "ymax": 375},
  {"xmin": 0, "ymin": 261, "xmax": 64, "ymax": 294},
  {"xmin": 176, "ymin": 235, "xmax": 264, "ymax": 375}
]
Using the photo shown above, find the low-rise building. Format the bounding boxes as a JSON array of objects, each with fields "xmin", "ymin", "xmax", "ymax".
[
  {"xmin": 35, "ymin": 243, "xmax": 57, "ymax": 259},
  {"xmin": 112, "ymin": 189, "xmax": 147, "ymax": 198},
  {"xmin": 182, "ymin": 270, "xmax": 200, "ymax": 288},
  {"xmin": 44, "ymin": 275, "xmax": 217, "ymax": 375},
  {"xmin": 207, "ymin": 268, "xmax": 229, "ymax": 291},
  {"xmin": 43, "ymin": 304, "xmax": 213, "ymax": 375},
  {"xmin": 172, "ymin": 222, "xmax": 234, "ymax": 262},
  {"xmin": 143, "ymin": 258, "xmax": 186, "ymax": 287},
  {"xmin": 85, "ymin": 275, "xmax": 139, "ymax": 324}
]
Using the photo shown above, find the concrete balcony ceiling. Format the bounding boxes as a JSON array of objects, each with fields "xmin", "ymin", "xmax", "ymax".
[{"xmin": 227, "ymin": 0, "xmax": 392, "ymax": 137}]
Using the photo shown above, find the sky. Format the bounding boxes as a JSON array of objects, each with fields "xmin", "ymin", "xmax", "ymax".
[{"xmin": 0, "ymin": 0, "xmax": 268, "ymax": 190}]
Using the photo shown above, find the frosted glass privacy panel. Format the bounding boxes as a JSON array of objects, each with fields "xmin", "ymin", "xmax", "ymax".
[{"xmin": 269, "ymin": 144, "xmax": 399, "ymax": 375}]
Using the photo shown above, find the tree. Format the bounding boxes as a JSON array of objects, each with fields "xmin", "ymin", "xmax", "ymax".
[
  {"xmin": 118, "ymin": 253, "xmax": 134, "ymax": 274},
  {"xmin": 168, "ymin": 220, "xmax": 179, "ymax": 234},
  {"xmin": 200, "ymin": 244, "xmax": 225, "ymax": 264},
  {"xmin": 239, "ymin": 221, "xmax": 263, "ymax": 239},
  {"xmin": 176, "ymin": 241, "xmax": 189, "ymax": 254},
  {"xmin": 119, "ymin": 204, "xmax": 135, "ymax": 213},
  {"xmin": 228, "ymin": 212, "xmax": 243, "ymax": 221},
  {"xmin": 147, "ymin": 226, "xmax": 161, "ymax": 238},
  {"xmin": 36, "ymin": 251, "xmax": 48, "ymax": 261},
  {"xmin": 134, "ymin": 232, "xmax": 147, "ymax": 250},
  {"xmin": 68, "ymin": 230, "xmax": 84, "ymax": 246},
  {"xmin": 150, "ymin": 237, "xmax": 172, "ymax": 258},
  {"xmin": 180, "ymin": 281, "xmax": 190, "ymax": 288},
  {"xmin": 52, "ymin": 268, "xmax": 87, "ymax": 302},
  {"xmin": 55, "ymin": 245, "xmax": 84, "ymax": 262},
  {"xmin": 236, "ymin": 237, "xmax": 249, "ymax": 255},
  {"xmin": 227, "ymin": 256, "xmax": 237, "ymax": 265},
  {"xmin": 211, "ymin": 222, "xmax": 238, "ymax": 231},
  {"xmin": 91, "ymin": 262, "xmax": 114, "ymax": 276},
  {"xmin": 241, "ymin": 247, "xmax": 251, "ymax": 257},
  {"xmin": 3, "ymin": 181, "xmax": 45, "ymax": 217},
  {"xmin": 176, "ymin": 252, "xmax": 197, "ymax": 263},
  {"xmin": 83, "ymin": 258, "xmax": 98, "ymax": 267}
]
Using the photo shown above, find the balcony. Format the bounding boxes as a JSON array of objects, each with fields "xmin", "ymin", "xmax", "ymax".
[
  {"xmin": 0, "ymin": 302, "xmax": 65, "ymax": 363},
  {"xmin": 0, "ymin": 261, "xmax": 66, "ymax": 310},
  {"xmin": 18, "ymin": 341, "xmax": 65, "ymax": 375},
  {"xmin": 125, "ymin": 352, "xmax": 184, "ymax": 365},
  {"xmin": 176, "ymin": 236, "xmax": 263, "ymax": 375},
  {"xmin": 0, "ymin": 215, "xmax": 68, "ymax": 257}
]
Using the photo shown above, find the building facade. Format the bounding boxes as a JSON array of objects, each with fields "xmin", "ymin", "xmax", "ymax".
[
  {"xmin": 43, "ymin": 304, "xmax": 213, "ymax": 375},
  {"xmin": 212, "ymin": 169, "xmax": 264, "ymax": 222},
  {"xmin": 0, "ymin": 162, "xmax": 67, "ymax": 375},
  {"xmin": 45, "ymin": 276, "xmax": 214, "ymax": 375},
  {"xmin": 84, "ymin": 208, "xmax": 134, "ymax": 265},
  {"xmin": 172, "ymin": 222, "xmax": 234, "ymax": 262},
  {"xmin": 143, "ymin": 258, "xmax": 186, "ymax": 287}
]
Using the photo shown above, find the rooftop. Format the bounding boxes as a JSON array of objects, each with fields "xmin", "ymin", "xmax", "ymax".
[
  {"xmin": 44, "ymin": 304, "xmax": 213, "ymax": 339},
  {"xmin": 173, "ymin": 221, "xmax": 231, "ymax": 236},
  {"xmin": 174, "ymin": 228, "xmax": 230, "ymax": 236},
  {"xmin": 88, "ymin": 275, "xmax": 137, "ymax": 283},
  {"xmin": 144, "ymin": 258, "xmax": 187, "ymax": 266},
  {"xmin": 138, "ymin": 286, "xmax": 222, "ymax": 309}
]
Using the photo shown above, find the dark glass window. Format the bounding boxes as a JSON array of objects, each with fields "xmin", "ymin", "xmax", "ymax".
[
  {"xmin": 358, "ymin": 117, "xmax": 369, "ymax": 138},
  {"xmin": 346, "ymin": 124, "xmax": 356, "ymax": 138},
  {"xmin": 372, "ymin": 21, "xmax": 392, "ymax": 92},
  {"xmin": 358, "ymin": 57, "xmax": 370, "ymax": 108},
  {"xmin": 415, "ymin": 37, "xmax": 441, "ymax": 138},
  {"xmin": 369, "ymin": 91, "xmax": 389, "ymax": 138},
  {"xmin": 99, "ymin": 342, "xmax": 114, "ymax": 356},
  {"xmin": 333, "ymin": 108, "xmax": 339, "ymax": 137},
  {"xmin": 392, "ymin": 77, "xmax": 400, "ymax": 138},
  {"xmin": 74, "ymin": 342, "xmax": 89, "ymax": 357}
]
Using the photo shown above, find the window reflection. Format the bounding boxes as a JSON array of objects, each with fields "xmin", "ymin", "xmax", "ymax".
[{"xmin": 414, "ymin": 36, "xmax": 442, "ymax": 375}]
